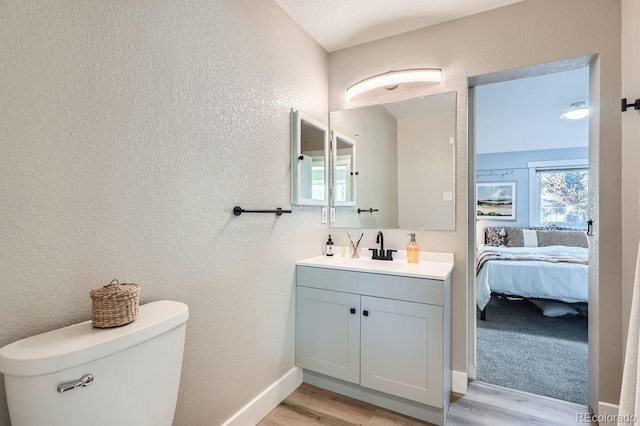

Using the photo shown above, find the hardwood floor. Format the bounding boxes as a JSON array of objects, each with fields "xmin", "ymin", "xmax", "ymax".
[
  {"xmin": 259, "ymin": 383, "xmax": 428, "ymax": 426},
  {"xmin": 447, "ymin": 381, "xmax": 596, "ymax": 426},
  {"xmin": 259, "ymin": 382, "xmax": 597, "ymax": 426}
]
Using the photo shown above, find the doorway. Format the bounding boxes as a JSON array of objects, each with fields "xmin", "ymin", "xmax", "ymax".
[{"xmin": 467, "ymin": 59, "xmax": 595, "ymax": 406}]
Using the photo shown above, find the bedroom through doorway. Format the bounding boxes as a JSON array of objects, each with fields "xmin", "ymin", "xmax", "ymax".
[{"xmin": 471, "ymin": 64, "xmax": 591, "ymax": 405}]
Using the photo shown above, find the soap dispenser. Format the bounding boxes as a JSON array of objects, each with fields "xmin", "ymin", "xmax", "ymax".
[
  {"xmin": 407, "ymin": 233, "xmax": 419, "ymax": 263},
  {"xmin": 326, "ymin": 235, "xmax": 334, "ymax": 256}
]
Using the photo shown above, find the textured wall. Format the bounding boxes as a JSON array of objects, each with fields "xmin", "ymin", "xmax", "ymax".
[
  {"xmin": 328, "ymin": 0, "xmax": 621, "ymax": 406},
  {"xmin": 0, "ymin": 1, "xmax": 327, "ymax": 425}
]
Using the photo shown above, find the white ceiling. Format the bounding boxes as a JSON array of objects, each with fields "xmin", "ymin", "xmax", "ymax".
[
  {"xmin": 274, "ymin": 0, "xmax": 524, "ymax": 52},
  {"xmin": 274, "ymin": 0, "xmax": 587, "ymax": 155},
  {"xmin": 475, "ymin": 67, "xmax": 590, "ymax": 154}
]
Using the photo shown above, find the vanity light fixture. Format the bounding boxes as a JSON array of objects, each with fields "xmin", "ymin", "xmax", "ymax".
[
  {"xmin": 560, "ymin": 102, "xmax": 589, "ymax": 120},
  {"xmin": 346, "ymin": 68, "xmax": 442, "ymax": 100}
]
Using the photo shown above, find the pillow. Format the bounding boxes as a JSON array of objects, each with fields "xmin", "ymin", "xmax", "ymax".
[
  {"xmin": 504, "ymin": 225, "xmax": 589, "ymax": 248},
  {"xmin": 536, "ymin": 230, "xmax": 588, "ymax": 248},
  {"xmin": 530, "ymin": 300, "xmax": 578, "ymax": 318},
  {"xmin": 522, "ymin": 229, "xmax": 538, "ymax": 247},
  {"xmin": 505, "ymin": 227, "xmax": 546, "ymax": 247},
  {"xmin": 505, "ymin": 228, "xmax": 525, "ymax": 247},
  {"xmin": 484, "ymin": 227, "xmax": 506, "ymax": 246}
]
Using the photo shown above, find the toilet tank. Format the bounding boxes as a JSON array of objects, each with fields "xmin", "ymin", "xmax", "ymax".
[{"xmin": 0, "ymin": 300, "xmax": 189, "ymax": 426}]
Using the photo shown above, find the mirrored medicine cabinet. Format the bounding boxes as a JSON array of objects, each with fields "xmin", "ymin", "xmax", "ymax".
[{"xmin": 291, "ymin": 110, "xmax": 329, "ymax": 206}]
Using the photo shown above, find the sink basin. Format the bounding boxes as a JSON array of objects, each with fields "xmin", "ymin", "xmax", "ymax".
[{"xmin": 296, "ymin": 251, "xmax": 454, "ymax": 280}]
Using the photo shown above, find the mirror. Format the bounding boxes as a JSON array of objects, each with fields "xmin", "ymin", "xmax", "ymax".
[
  {"xmin": 331, "ymin": 131, "xmax": 356, "ymax": 206},
  {"xmin": 329, "ymin": 91, "xmax": 456, "ymax": 230},
  {"xmin": 291, "ymin": 110, "xmax": 329, "ymax": 206}
]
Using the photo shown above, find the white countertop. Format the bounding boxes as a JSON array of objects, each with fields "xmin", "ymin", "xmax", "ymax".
[{"xmin": 296, "ymin": 251, "xmax": 454, "ymax": 280}]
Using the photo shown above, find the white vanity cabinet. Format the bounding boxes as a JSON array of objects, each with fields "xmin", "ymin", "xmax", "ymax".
[
  {"xmin": 296, "ymin": 286, "xmax": 361, "ymax": 384},
  {"xmin": 360, "ymin": 296, "xmax": 443, "ymax": 407},
  {"xmin": 295, "ymin": 257, "xmax": 452, "ymax": 425}
]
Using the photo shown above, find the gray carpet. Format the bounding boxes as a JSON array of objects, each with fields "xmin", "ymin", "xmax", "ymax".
[{"xmin": 476, "ymin": 296, "xmax": 588, "ymax": 405}]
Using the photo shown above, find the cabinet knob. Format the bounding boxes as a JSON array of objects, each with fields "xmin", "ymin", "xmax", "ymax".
[
  {"xmin": 350, "ymin": 308, "xmax": 356, "ymax": 314},
  {"xmin": 363, "ymin": 310, "xmax": 369, "ymax": 317}
]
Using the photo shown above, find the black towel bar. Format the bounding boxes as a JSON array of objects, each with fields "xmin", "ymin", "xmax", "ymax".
[
  {"xmin": 233, "ymin": 206, "xmax": 292, "ymax": 216},
  {"xmin": 357, "ymin": 208, "xmax": 379, "ymax": 214}
]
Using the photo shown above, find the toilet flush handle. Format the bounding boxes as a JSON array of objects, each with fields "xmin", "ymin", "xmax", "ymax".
[{"xmin": 57, "ymin": 374, "xmax": 94, "ymax": 394}]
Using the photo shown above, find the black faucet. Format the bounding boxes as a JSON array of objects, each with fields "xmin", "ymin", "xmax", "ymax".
[
  {"xmin": 369, "ymin": 231, "xmax": 396, "ymax": 261},
  {"xmin": 376, "ymin": 231, "xmax": 384, "ymax": 254}
]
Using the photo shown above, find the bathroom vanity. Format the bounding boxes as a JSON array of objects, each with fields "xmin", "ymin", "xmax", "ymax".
[{"xmin": 295, "ymin": 252, "xmax": 453, "ymax": 425}]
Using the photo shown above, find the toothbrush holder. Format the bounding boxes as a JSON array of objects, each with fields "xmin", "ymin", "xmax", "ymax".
[{"xmin": 350, "ymin": 243, "xmax": 361, "ymax": 258}]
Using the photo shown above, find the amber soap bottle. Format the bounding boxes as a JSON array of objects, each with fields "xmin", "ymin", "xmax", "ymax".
[{"xmin": 407, "ymin": 233, "xmax": 419, "ymax": 263}]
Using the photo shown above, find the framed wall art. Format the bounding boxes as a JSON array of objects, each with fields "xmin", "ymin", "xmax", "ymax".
[{"xmin": 476, "ymin": 182, "xmax": 516, "ymax": 220}]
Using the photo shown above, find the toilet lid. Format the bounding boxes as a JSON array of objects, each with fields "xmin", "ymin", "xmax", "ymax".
[{"xmin": 0, "ymin": 300, "xmax": 188, "ymax": 377}]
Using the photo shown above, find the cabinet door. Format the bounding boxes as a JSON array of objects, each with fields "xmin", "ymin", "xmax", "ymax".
[
  {"xmin": 296, "ymin": 286, "xmax": 360, "ymax": 384},
  {"xmin": 360, "ymin": 296, "xmax": 443, "ymax": 407}
]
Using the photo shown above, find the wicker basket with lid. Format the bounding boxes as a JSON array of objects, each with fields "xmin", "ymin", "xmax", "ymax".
[{"xmin": 90, "ymin": 280, "xmax": 140, "ymax": 328}]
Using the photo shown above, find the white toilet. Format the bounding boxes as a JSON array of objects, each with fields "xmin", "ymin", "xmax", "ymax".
[{"xmin": 0, "ymin": 300, "xmax": 189, "ymax": 426}]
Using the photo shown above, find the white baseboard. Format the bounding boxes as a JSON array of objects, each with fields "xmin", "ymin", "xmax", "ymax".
[
  {"xmin": 451, "ymin": 370, "xmax": 468, "ymax": 394},
  {"xmin": 221, "ymin": 367, "xmax": 303, "ymax": 426},
  {"xmin": 595, "ymin": 401, "xmax": 619, "ymax": 425}
]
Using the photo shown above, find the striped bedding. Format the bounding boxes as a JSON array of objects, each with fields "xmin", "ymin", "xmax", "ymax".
[{"xmin": 475, "ymin": 245, "xmax": 589, "ymax": 311}]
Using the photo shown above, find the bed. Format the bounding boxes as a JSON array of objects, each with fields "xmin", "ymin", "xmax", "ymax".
[{"xmin": 476, "ymin": 226, "xmax": 589, "ymax": 320}]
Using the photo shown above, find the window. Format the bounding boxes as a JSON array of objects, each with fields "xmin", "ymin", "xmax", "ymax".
[
  {"xmin": 529, "ymin": 160, "xmax": 588, "ymax": 229},
  {"xmin": 333, "ymin": 155, "xmax": 352, "ymax": 203},
  {"xmin": 311, "ymin": 157, "xmax": 325, "ymax": 201}
]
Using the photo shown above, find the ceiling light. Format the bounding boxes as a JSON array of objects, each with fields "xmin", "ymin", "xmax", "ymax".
[
  {"xmin": 346, "ymin": 68, "xmax": 442, "ymax": 100},
  {"xmin": 560, "ymin": 102, "xmax": 589, "ymax": 120}
]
